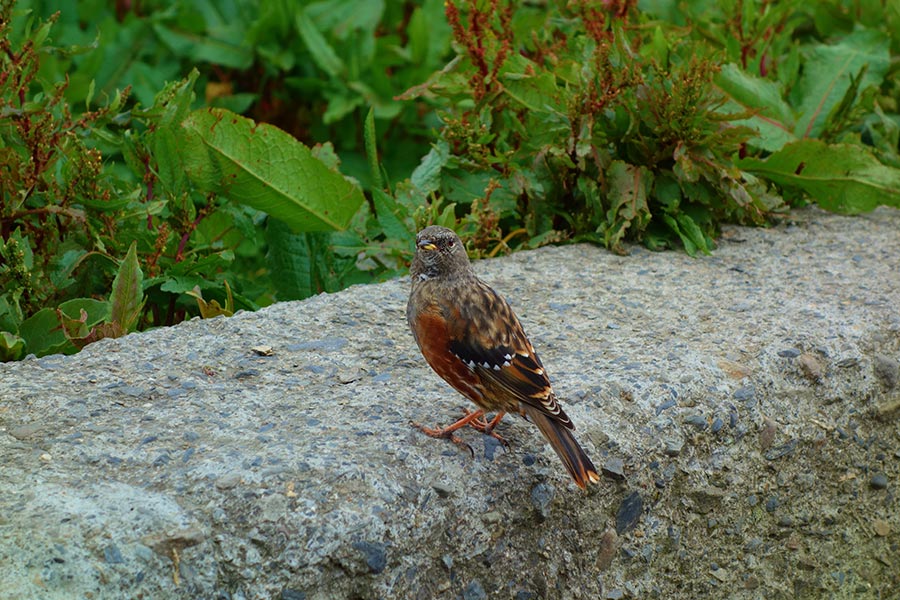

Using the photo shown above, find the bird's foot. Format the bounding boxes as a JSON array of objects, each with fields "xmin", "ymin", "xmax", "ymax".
[
  {"xmin": 460, "ymin": 409, "xmax": 509, "ymax": 446},
  {"xmin": 411, "ymin": 408, "xmax": 508, "ymax": 451},
  {"xmin": 411, "ymin": 421, "xmax": 474, "ymax": 456}
]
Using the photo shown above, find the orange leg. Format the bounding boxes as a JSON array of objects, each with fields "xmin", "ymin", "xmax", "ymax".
[{"xmin": 412, "ymin": 408, "xmax": 509, "ymax": 450}]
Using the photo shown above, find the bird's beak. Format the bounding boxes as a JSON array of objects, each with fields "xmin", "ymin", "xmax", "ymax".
[{"xmin": 417, "ymin": 240, "xmax": 438, "ymax": 252}]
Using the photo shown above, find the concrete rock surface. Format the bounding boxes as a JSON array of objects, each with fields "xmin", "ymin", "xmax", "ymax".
[{"xmin": 1, "ymin": 207, "xmax": 898, "ymax": 599}]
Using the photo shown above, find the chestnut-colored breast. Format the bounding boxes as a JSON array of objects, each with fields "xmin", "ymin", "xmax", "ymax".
[{"xmin": 410, "ymin": 307, "xmax": 488, "ymax": 408}]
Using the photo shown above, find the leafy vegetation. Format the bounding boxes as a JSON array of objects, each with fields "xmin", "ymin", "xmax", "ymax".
[{"xmin": 1, "ymin": 0, "xmax": 899, "ymax": 360}]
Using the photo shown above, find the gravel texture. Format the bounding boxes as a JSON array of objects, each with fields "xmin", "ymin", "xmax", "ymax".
[{"xmin": 1, "ymin": 207, "xmax": 899, "ymax": 599}]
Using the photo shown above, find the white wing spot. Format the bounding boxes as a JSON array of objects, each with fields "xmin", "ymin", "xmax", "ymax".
[
  {"xmin": 467, "ymin": 360, "xmax": 476, "ymax": 369},
  {"xmin": 502, "ymin": 360, "xmax": 511, "ymax": 367},
  {"xmin": 504, "ymin": 353, "xmax": 513, "ymax": 361},
  {"xmin": 535, "ymin": 368, "xmax": 544, "ymax": 376},
  {"xmin": 518, "ymin": 352, "xmax": 530, "ymax": 358},
  {"xmin": 493, "ymin": 364, "xmax": 501, "ymax": 371},
  {"xmin": 481, "ymin": 361, "xmax": 491, "ymax": 369}
]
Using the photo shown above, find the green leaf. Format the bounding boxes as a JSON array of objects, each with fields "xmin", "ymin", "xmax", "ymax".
[
  {"xmin": 500, "ymin": 54, "xmax": 566, "ymax": 114},
  {"xmin": 364, "ymin": 107, "xmax": 383, "ymax": 189},
  {"xmin": 372, "ymin": 189, "xmax": 414, "ymax": 242},
  {"xmin": 410, "ymin": 140, "xmax": 450, "ymax": 196},
  {"xmin": 604, "ymin": 161, "xmax": 653, "ymax": 249},
  {"xmin": 715, "ymin": 63, "xmax": 796, "ymax": 152},
  {"xmin": 791, "ymin": 29, "xmax": 890, "ymax": 139},
  {"xmin": 151, "ymin": 23, "xmax": 253, "ymax": 70},
  {"xmin": 159, "ymin": 276, "xmax": 211, "ymax": 294},
  {"xmin": 109, "ymin": 241, "xmax": 145, "ymax": 334},
  {"xmin": 265, "ymin": 221, "xmax": 343, "ymax": 300},
  {"xmin": 739, "ymin": 140, "xmax": 900, "ymax": 213},
  {"xmin": 57, "ymin": 298, "xmax": 111, "ymax": 349},
  {"xmin": 295, "ymin": 10, "xmax": 345, "ymax": 78},
  {"xmin": 0, "ymin": 331, "xmax": 26, "ymax": 362},
  {"xmin": 18, "ymin": 308, "xmax": 71, "ymax": 358},
  {"xmin": 176, "ymin": 108, "xmax": 365, "ymax": 232},
  {"xmin": 675, "ymin": 212, "xmax": 711, "ymax": 256},
  {"xmin": 660, "ymin": 213, "xmax": 700, "ymax": 256},
  {"xmin": 59, "ymin": 298, "xmax": 110, "ymax": 327}
]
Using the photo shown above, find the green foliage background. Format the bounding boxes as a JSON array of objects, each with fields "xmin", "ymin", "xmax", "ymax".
[{"xmin": 1, "ymin": 0, "xmax": 899, "ymax": 360}]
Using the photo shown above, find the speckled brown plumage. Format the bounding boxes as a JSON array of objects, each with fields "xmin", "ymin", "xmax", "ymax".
[{"xmin": 407, "ymin": 226, "xmax": 600, "ymax": 489}]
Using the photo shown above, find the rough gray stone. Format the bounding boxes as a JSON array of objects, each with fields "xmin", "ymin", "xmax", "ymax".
[{"xmin": 1, "ymin": 207, "xmax": 900, "ymax": 599}]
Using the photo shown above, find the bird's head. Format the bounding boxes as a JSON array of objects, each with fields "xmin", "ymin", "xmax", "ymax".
[{"xmin": 410, "ymin": 226, "xmax": 472, "ymax": 281}]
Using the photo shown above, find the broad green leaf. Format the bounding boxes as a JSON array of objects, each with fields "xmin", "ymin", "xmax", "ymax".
[
  {"xmin": 176, "ymin": 108, "xmax": 365, "ymax": 232},
  {"xmin": 715, "ymin": 63, "xmax": 796, "ymax": 152},
  {"xmin": 109, "ymin": 241, "xmax": 145, "ymax": 334},
  {"xmin": 410, "ymin": 141, "xmax": 449, "ymax": 196},
  {"xmin": 372, "ymin": 189, "xmax": 414, "ymax": 242},
  {"xmin": 265, "ymin": 221, "xmax": 338, "ymax": 300},
  {"xmin": 57, "ymin": 299, "xmax": 112, "ymax": 350},
  {"xmin": 791, "ymin": 30, "xmax": 889, "ymax": 138},
  {"xmin": 501, "ymin": 55, "xmax": 565, "ymax": 114},
  {"xmin": 18, "ymin": 308, "xmax": 71, "ymax": 358},
  {"xmin": 739, "ymin": 140, "xmax": 900, "ymax": 213},
  {"xmin": 441, "ymin": 171, "xmax": 518, "ymax": 215},
  {"xmin": 59, "ymin": 298, "xmax": 110, "ymax": 327}
]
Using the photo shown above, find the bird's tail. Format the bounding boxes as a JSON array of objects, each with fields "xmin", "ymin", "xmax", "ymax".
[{"xmin": 525, "ymin": 407, "xmax": 601, "ymax": 490}]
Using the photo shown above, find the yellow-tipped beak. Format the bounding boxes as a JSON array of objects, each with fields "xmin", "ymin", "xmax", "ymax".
[{"xmin": 418, "ymin": 241, "xmax": 438, "ymax": 251}]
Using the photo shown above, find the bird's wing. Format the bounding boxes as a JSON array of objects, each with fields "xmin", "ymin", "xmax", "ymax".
[{"xmin": 447, "ymin": 280, "xmax": 574, "ymax": 429}]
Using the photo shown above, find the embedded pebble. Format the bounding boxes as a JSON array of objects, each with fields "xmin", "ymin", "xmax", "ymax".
[
  {"xmin": 8, "ymin": 424, "xmax": 42, "ymax": 440},
  {"xmin": 798, "ymin": 353, "xmax": 824, "ymax": 382},
  {"xmin": 765, "ymin": 440, "xmax": 797, "ymax": 461},
  {"xmin": 690, "ymin": 487, "xmax": 725, "ymax": 515},
  {"xmin": 615, "ymin": 491, "xmax": 643, "ymax": 534},
  {"xmin": 216, "ymin": 473, "xmax": 242, "ymax": 490},
  {"xmin": 601, "ymin": 458, "xmax": 626, "ymax": 481},
  {"xmin": 759, "ymin": 417, "xmax": 777, "ymax": 451},
  {"xmin": 432, "ymin": 482, "xmax": 454, "ymax": 498},
  {"xmin": 870, "ymin": 473, "xmax": 889, "ymax": 490},
  {"xmin": 104, "ymin": 544, "xmax": 124, "ymax": 564},
  {"xmin": 530, "ymin": 483, "xmax": 555, "ymax": 520},
  {"xmin": 352, "ymin": 541, "xmax": 387, "ymax": 574},
  {"xmin": 663, "ymin": 438, "xmax": 684, "ymax": 457},
  {"xmin": 596, "ymin": 528, "xmax": 618, "ymax": 571},
  {"xmin": 733, "ymin": 385, "xmax": 755, "ymax": 401},
  {"xmin": 463, "ymin": 580, "xmax": 487, "ymax": 600},
  {"xmin": 684, "ymin": 415, "xmax": 708, "ymax": 430},
  {"xmin": 655, "ymin": 398, "xmax": 676, "ymax": 415},
  {"xmin": 873, "ymin": 355, "xmax": 899, "ymax": 389}
]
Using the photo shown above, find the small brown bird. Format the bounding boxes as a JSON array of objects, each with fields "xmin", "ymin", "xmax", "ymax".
[{"xmin": 407, "ymin": 225, "xmax": 600, "ymax": 489}]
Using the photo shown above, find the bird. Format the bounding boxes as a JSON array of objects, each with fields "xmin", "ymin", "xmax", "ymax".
[{"xmin": 406, "ymin": 225, "xmax": 600, "ymax": 490}]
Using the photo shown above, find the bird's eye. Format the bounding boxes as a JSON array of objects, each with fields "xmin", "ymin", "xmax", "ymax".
[{"xmin": 447, "ymin": 239, "xmax": 455, "ymax": 248}]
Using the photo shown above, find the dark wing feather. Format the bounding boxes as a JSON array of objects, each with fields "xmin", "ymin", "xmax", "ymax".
[{"xmin": 446, "ymin": 279, "xmax": 574, "ymax": 429}]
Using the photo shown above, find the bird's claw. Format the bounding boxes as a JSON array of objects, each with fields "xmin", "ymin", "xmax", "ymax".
[{"xmin": 410, "ymin": 420, "xmax": 475, "ymax": 456}]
